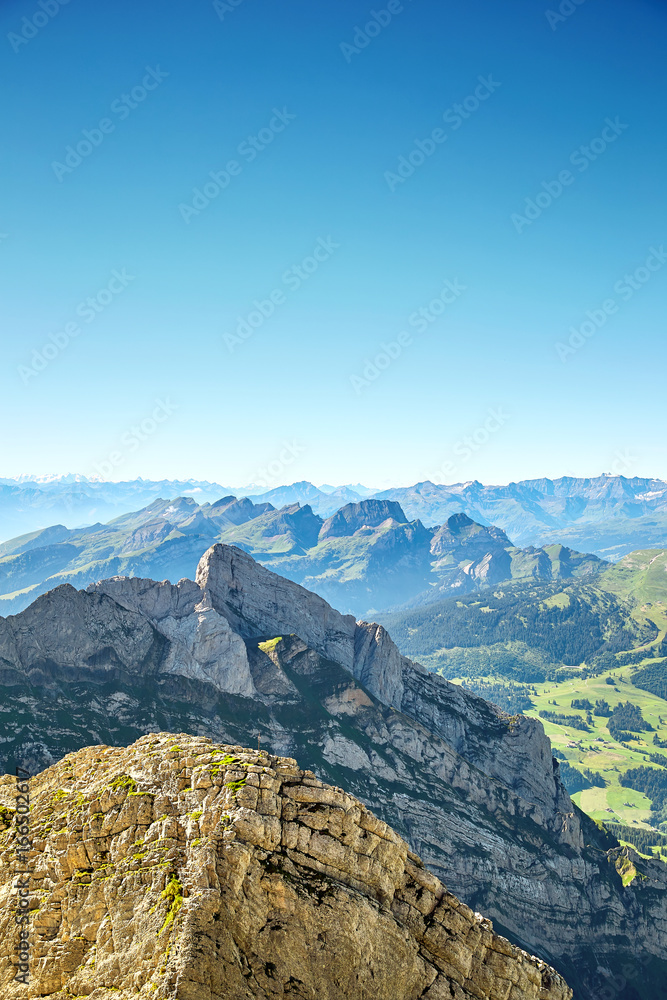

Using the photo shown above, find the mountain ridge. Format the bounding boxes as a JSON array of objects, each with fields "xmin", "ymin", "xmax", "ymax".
[
  {"xmin": 0, "ymin": 496, "xmax": 606, "ymax": 618},
  {"xmin": 2, "ymin": 474, "xmax": 667, "ymax": 556},
  {"xmin": 1, "ymin": 542, "xmax": 666, "ymax": 997}
]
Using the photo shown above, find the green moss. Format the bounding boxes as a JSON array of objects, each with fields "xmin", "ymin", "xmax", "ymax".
[
  {"xmin": 158, "ymin": 874, "xmax": 183, "ymax": 934},
  {"xmin": 224, "ymin": 779, "xmax": 247, "ymax": 793},
  {"xmin": 0, "ymin": 805, "xmax": 15, "ymax": 827},
  {"xmin": 108, "ymin": 775, "xmax": 137, "ymax": 794},
  {"xmin": 209, "ymin": 754, "xmax": 241, "ymax": 777},
  {"xmin": 190, "ymin": 810, "xmax": 203, "ymax": 821},
  {"xmin": 258, "ymin": 636, "xmax": 283, "ymax": 653}
]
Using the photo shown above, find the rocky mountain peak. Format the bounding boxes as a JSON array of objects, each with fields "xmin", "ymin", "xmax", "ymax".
[
  {"xmin": 318, "ymin": 499, "xmax": 409, "ymax": 541},
  {"xmin": 0, "ymin": 733, "xmax": 572, "ymax": 1000},
  {"xmin": 196, "ymin": 542, "xmax": 357, "ymax": 669},
  {"xmin": 447, "ymin": 511, "xmax": 475, "ymax": 531}
]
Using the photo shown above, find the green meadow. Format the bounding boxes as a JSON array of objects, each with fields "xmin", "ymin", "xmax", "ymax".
[{"xmin": 526, "ymin": 668, "xmax": 667, "ymax": 830}]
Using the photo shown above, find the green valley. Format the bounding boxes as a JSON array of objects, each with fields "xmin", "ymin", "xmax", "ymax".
[{"xmin": 381, "ymin": 548, "xmax": 667, "ymax": 854}]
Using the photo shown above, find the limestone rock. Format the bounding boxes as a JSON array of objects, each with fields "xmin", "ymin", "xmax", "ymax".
[
  {"xmin": 196, "ymin": 544, "xmax": 357, "ymax": 670},
  {"xmin": 0, "ymin": 733, "xmax": 572, "ymax": 1000},
  {"xmin": 90, "ymin": 575, "xmax": 255, "ymax": 698}
]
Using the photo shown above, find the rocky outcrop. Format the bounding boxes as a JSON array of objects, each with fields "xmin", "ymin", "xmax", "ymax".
[
  {"xmin": 196, "ymin": 543, "xmax": 357, "ymax": 671},
  {"xmin": 0, "ymin": 575, "xmax": 256, "ymax": 699},
  {"xmin": 353, "ymin": 620, "xmax": 408, "ymax": 710},
  {"xmin": 90, "ymin": 576, "xmax": 256, "ymax": 698},
  {"xmin": 0, "ymin": 733, "xmax": 572, "ymax": 1000},
  {"xmin": 318, "ymin": 499, "xmax": 408, "ymax": 540}
]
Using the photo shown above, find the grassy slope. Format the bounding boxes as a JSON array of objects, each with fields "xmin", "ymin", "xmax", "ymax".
[
  {"xmin": 525, "ymin": 668, "xmax": 666, "ymax": 827},
  {"xmin": 599, "ymin": 549, "xmax": 667, "ymax": 630},
  {"xmin": 524, "ymin": 552, "xmax": 667, "ymax": 851},
  {"xmin": 408, "ymin": 549, "xmax": 667, "ymax": 855}
]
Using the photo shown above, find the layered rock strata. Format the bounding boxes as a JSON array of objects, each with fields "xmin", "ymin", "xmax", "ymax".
[{"xmin": 0, "ymin": 733, "xmax": 572, "ymax": 1000}]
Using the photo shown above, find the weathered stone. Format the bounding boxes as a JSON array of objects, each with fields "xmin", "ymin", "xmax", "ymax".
[{"xmin": 0, "ymin": 734, "xmax": 571, "ymax": 1000}]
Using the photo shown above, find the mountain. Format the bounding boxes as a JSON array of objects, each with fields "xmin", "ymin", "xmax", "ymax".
[
  {"xmin": 246, "ymin": 480, "xmax": 365, "ymax": 515},
  {"xmin": 0, "ymin": 477, "xmax": 235, "ymax": 541},
  {"xmin": 0, "ymin": 494, "xmax": 275, "ymax": 614},
  {"xmin": 380, "ymin": 547, "xmax": 667, "ymax": 680},
  {"xmin": 243, "ymin": 505, "xmax": 604, "ymax": 615},
  {"xmin": 3, "ymin": 473, "xmax": 667, "ymax": 557},
  {"xmin": 0, "ymin": 733, "xmax": 572, "ymax": 1000},
  {"xmin": 374, "ymin": 476, "xmax": 667, "ymax": 558},
  {"xmin": 0, "ymin": 497, "xmax": 605, "ymax": 618},
  {"xmin": 0, "ymin": 543, "xmax": 665, "ymax": 998},
  {"xmin": 0, "ymin": 477, "xmax": 371, "ymax": 543},
  {"xmin": 320, "ymin": 481, "xmax": 377, "ymax": 497}
]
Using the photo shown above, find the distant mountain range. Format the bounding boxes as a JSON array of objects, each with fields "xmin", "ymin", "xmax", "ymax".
[
  {"xmin": 0, "ymin": 476, "xmax": 372, "ymax": 540},
  {"xmin": 2, "ymin": 474, "xmax": 667, "ymax": 559},
  {"xmin": 0, "ymin": 495, "xmax": 605, "ymax": 617},
  {"xmin": 375, "ymin": 477, "xmax": 667, "ymax": 559}
]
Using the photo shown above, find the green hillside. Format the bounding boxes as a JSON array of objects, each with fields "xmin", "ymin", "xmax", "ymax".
[
  {"xmin": 380, "ymin": 548, "xmax": 667, "ymax": 849},
  {"xmin": 381, "ymin": 580, "xmax": 658, "ymax": 677}
]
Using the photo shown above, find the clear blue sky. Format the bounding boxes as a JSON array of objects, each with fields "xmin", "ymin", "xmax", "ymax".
[{"xmin": 1, "ymin": 0, "xmax": 665, "ymax": 489}]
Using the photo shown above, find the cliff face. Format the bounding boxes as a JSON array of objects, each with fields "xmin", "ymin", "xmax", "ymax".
[
  {"xmin": 0, "ymin": 544, "xmax": 666, "ymax": 998},
  {"xmin": 0, "ymin": 734, "xmax": 571, "ymax": 1000}
]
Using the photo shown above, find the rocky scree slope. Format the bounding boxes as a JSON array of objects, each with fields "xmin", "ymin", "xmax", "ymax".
[
  {"xmin": 0, "ymin": 545, "xmax": 665, "ymax": 998},
  {"xmin": 0, "ymin": 733, "xmax": 572, "ymax": 1000}
]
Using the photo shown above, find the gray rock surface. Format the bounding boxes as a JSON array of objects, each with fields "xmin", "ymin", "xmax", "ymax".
[{"xmin": 197, "ymin": 543, "xmax": 357, "ymax": 670}]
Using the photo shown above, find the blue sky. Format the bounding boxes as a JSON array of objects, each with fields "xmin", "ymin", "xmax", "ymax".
[{"xmin": 1, "ymin": 0, "xmax": 665, "ymax": 489}]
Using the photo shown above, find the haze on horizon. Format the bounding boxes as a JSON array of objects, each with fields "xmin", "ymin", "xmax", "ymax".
[
  {"xmin": 2, "ymin": 0, "xmax": 666, "ymax": 487},
  {"xmin": 2, "ymin": 469, "xmax": 664, "ymax": 496}
]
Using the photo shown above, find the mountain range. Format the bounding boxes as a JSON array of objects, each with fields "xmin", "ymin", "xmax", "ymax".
[
  {"xmin": 376, "ymin": 476, "xmax": 667, "ymax": 558},
  {"xmin": 0, "ymin": 543, "xmax": 665, "ymax": 999},
  {"xmin": 0, "ymin": 495, "xmax": 605, "ymax": 617},
  {"xmin": 0, "ymin": 476, "xmax": 370, "ymax": 541},
  {"xmin": 2, "ymin": 474, "xmax": 667, "ymax": 558}
]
